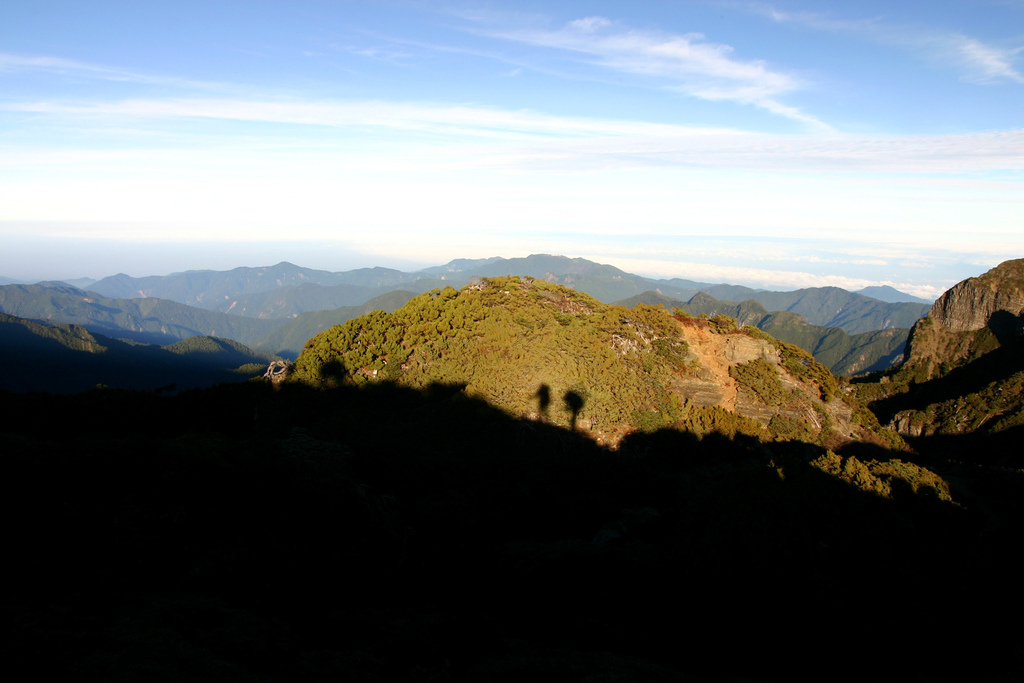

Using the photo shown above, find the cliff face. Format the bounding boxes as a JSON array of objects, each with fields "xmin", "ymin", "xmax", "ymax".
[
  {"xmin": 929, "ymin": 259, "xmax": 1024, "ymax": 333},
  {"xmin": 905, "ymin": 259, "xmax": 1024, "ymax": 367},
  {"xmin": 859, "ymin": 259, "xmax": 1024, "ymax": 439}
]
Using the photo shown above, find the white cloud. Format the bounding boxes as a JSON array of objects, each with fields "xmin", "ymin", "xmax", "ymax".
[
  {"xmin": 6, "ymin": 96, "xmax": 1020, "ymax": 174},
  {"xmin": 467, "ymin": 15, "xmax": 830, "ymax": 129},
  {"xmin": 748, "ymin": 3, "xmax": 1024, "ymax": 85},
  {"xmin": 1, "ymin": 97, "xmax": 739, "ymax": 141},
  {"xmin": 948, "ymin": 34, "xmax": 1024, "ymax": 84}
]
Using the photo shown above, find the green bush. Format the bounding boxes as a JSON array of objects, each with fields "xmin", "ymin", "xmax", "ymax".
[{"xmin": 730, "ymin": 358, "xmax": 785, "ymax": 407}]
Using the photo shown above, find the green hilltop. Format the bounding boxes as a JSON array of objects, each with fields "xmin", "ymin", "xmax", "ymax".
[{"xmin": 293, "ymin": 276, "xmax": 891, "ymax": 448}]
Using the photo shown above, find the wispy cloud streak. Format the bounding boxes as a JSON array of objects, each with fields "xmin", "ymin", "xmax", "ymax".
[
  {"xmin": 4, "ymin": 97, "xmax": 1021, "ymax": 173},
  {"xmin": 0, "ymin": 52, "xmax": 222, "ymax": 89},
  {"xmin": 462, "ymin": 14, "xmax": 830, "ymax": 129},
  {"xmin": 747, "ymin": 3, "xmax": 1024, "ymax": 84}
]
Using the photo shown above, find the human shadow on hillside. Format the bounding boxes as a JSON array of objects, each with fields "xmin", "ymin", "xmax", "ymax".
[{"xmin": 1, "ymin": 380, "xmax": 1021, "ymax": 681}]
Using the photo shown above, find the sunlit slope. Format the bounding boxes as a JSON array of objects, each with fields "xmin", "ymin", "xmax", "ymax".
[
  {"xmin": 618, "ymin": 291, "xmax": 910, "ymax": 376},
  {"xmin": 293, "ymin": 277, "xmax": 890, "ymax": 446}
]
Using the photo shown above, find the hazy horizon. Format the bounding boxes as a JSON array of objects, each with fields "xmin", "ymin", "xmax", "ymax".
[
  {"xmin": 0, "ymin": 240, "xmax": 968, "ymax": 301},
  {"xmin": 3, "ymin": 1, "xmax": 1021, "ymax": 300}
]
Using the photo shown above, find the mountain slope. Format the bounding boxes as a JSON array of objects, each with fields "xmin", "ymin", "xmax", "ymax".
[
  {"xmin": 854, "ymin": 259, "xmax": 1024, "ymax": 440},
  {"xmin": 0, "ymin": 312, "xmax": 272, "ymax": 392},
  {"xmin": 210, "ymin": 281, "xmax": 378, "ymax": 318},
  {"xmin": 86, "ymin": 261, "xmax": 417, "ymax": 307},
  {"xmin": 744, "ymin": 286, "xmax": 929, "ymax": 333},
  {"xmin": 254, "ymin": 289, "xmax": 417, "ymax": 358},
  {"xmin": 857, "ymin": 285, "xmax": 932, "ymax": 304},
  {"xmin": 0, "ymin": 283, "xmax": 283, "ymax": 347},
  {"xmin": 617, "ymin": 291, "xmax": 909, "ymax": 376}
]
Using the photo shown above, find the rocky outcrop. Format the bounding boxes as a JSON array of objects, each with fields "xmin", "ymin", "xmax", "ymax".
[
  {"xmin": 928, "ymin": 259, "xmax": 1024, "ymax": 333},
  {"xmin": 904, "ymin": 259, "xmax": 1024, "ymax": 368},
  {"xmin": 723, "ymin": 335, "xmax": 780, "ymax": 364}
]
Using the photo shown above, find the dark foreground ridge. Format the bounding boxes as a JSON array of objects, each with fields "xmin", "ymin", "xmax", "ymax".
[{"xmin": 2, "ymin": 380, "xmax": 1022, "ymax": 682}]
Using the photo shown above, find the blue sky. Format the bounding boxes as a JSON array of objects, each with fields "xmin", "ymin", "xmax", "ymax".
[{"xmin": 2, "ymin": 1, "xmax": 1022, "ymax": 298}]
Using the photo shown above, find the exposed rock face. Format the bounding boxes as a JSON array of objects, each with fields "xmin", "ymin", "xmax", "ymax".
[
  {"xmin": 904, "ymin": 259, "xmax": 1024, "ymax": 368},
  {"xmin": 928, "ymin": 259, "xmax": 1024, "ymax": 333},
  {"xmin": 864, "ymin": 259, "xmax": 1024, "ymax": 439},
  {"xmin": 724, "ymin": 335, "xmax": 780, "ymax": 364}
]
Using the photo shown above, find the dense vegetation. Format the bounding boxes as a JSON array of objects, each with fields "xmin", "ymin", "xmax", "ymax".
[
  {"xmin": 253, "ymin": 289, "xmax": 417, "ymax": 358},
  {"xmin": 291, "ymin": 277, "xmax": 861, "ymax": 446},
  {"xmin": 854, "ymin": 327, "xmax": 1024, "ymax": 440},
  {"xmin": 293, "ymin": 278, "xmax": 689, "ymax": 440}
]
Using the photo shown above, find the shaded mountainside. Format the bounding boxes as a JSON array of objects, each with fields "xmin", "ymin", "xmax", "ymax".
[
  {"xmin": 211, "ymin": 281, "xmax": 378, "ymax": 318},
  {"xmin": 3, "ymin": 374, "xmax": 1022, "ymax": 681},
  {"xmin": 618, "ymin": 291, "xmax": 909, "ymax": 376},
  {"xmin": 740, "ymin": 286, "xmax": 928, "ymax": 332},
  {"xmin": 206, "ymin": 278, "xmax": 446, "ymax": 320},
  {"xmin": 619, "ymin": 284, "xmax": 928, "ymax": 333},
  {"xmin": 0, "ymin": 283, "xmax": 283, "ymax": 347},
  {"xmin": 254, "ymin": 289, "xmax": 417, "ymax": 359},
  {"xmin": 0, "ymin": 312, "xmax": 273, "ymax": 393},
  {"xmin": 86, "ymin": 261, "xmax": 412, "ymax": 305},
  {"xmin": 854, "ymin": 259, "xmax": 1024, "ymax": 442},
  {"xmin": 293, "ymin": 277, "xmax": 893, "ymax": 448}
]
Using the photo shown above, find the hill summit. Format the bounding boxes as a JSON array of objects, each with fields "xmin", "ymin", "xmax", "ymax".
[{"xmin": 293, "ymin": 276, "xmax": 888, "ymax": 447}]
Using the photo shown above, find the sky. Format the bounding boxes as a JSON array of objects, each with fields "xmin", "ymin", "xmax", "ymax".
[{"xmin": 1, "ymin": 1, "xmax": 1022, "ymax": 299}]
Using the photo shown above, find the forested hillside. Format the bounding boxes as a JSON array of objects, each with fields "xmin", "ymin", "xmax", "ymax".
[
  {"xmin": 0, "ymin": 312, "xmax": 273, "ymax": 392},
  {"xmin": 0, "ymin": 283, "xmax": 282, "ymax": 347},
  {"xmin": 293, "ymin": 277, "xmax": 890, "ymax": 447}
]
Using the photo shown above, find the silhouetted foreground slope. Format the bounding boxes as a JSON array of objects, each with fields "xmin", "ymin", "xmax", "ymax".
[
  {"xmin": 2, "ymin": 380, "xmax": 1021, "ymax": 681},
  {"xmin": 0, "ymin": 312, "xmax": 273, "ymax": 393}
]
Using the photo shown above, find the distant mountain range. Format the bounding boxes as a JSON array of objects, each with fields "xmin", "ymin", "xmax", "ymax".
[
  {"xmin": 0, "ymin": 255, "xmax": 932, "ymax": 385},
  {"xmin": 70, "ymin": 255, "xmax": 929, "ymax": 321}
]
